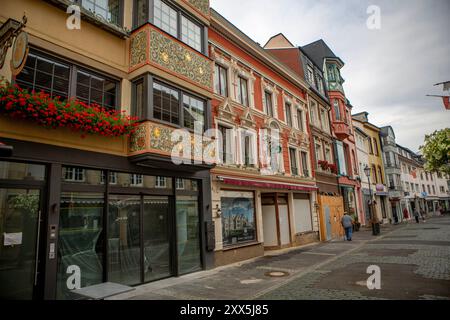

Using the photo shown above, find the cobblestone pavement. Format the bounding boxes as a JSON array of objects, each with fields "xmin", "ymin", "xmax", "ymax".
[{"xmin": 110, "ymin": 216, "xmax": 450, "ymax": 300}]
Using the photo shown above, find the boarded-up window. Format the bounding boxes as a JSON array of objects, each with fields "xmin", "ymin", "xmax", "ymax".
[{"xmin": 293, "ymin": 194, "xmax": 312, "ymax": 233}]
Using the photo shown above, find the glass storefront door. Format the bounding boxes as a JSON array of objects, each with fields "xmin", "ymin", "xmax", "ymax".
[
  {"xmin": 0, "ymin": 188, "xmax": 41, "ymax": 300},
  {"xmin": 108, "ymin": 195, "xmax": 141, "ymax": 286},
  {"xmin": 143, "ymin": 196, "xmax": 171, "ymax": 282},
  {"xmin": 176, "ymin": 195, "xmax": 201, "ymax": 275},
  {"xmin": 57, "ymin": 192, "xmax": 104, "ymax": 299},
  {"xmin": 108, "ymin": 195, "xmax": 173, "ymax": 285}
]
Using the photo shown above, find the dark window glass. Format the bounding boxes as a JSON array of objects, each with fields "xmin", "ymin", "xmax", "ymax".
[
  {"xmin": 265, "ymin": 91, "xmax": 273, "ymax": 117},
  {"xmin": 218, "ymin": 125, "xmax": 229, "ymax": 164},
  {"xmin": 237, "ymin": 76, "xmax": 248, "ymax": 106},
  {"xmin": 135, "ymin": 0, "xmax": 148, "ymax": 27},
  {"xmin": 297, "ymin": 109, "xmax": 304, "ymax": 131},
  {"xmin": 285, "ymin": 103, "xmax": 292, "ymax": 127},
  {"xmin": 15, "ymin": 52, "xmax": 70, "ymax": 100},
  {"xmin": 153, "ymin": 81, "xmax": 180, "ymax": 125},
  {"xmin": 214, "ymin": 64, "xmax": 228, "ymax": 96},
  {"xmin": 333, "ymin": 100, "xmax": 341, "ymax": 121},
  {"xmin": 132, "ymin": 79, "xmax": 145, "ymax": 118},
  {"xmin": 289, "ymin": 148, "xmax": 298, "ymax": 175},
  {"xmin": 183, "ymin": 94, "xmax": 205, "ymax": 131},
  {"xmin": 301, "ymin": 151, "xmax": 309, "ymax": 177},
  {"xmin": 76, "ymin": 70, "xmax": 118, "ymax": 109}
]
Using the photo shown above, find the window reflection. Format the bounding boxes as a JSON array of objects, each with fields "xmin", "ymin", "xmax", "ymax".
[{"xmin": 57, "ymin": 192, "xmax": 104, "ymax": 300}]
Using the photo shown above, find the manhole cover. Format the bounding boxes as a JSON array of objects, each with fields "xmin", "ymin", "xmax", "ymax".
[{"xmin": 265, "ymin": 271, "xmax": 289, "ymax": 277}]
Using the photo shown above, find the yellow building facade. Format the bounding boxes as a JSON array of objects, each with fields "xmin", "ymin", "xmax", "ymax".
[{"xmin": 352, "ymin": 112, "xmax": 392, "ymax": 223}]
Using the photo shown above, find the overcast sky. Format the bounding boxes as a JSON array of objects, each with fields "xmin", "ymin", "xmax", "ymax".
[{"xmin": 210, "ymin": 0, "xmax": 450, "ymax": 152}]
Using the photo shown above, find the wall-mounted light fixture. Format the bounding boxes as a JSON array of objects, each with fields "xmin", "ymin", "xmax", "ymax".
[{"xmin": 215, "ymin": 204, "xmax": 222, "ymax": 217}]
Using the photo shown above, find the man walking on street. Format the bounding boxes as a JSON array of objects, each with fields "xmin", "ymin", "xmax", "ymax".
[
  {"xmin": 414, "ymin": 209, "xmax": 420, "ymax": 223},
  {"xmin": 341, "ymin": 212, "xmax": 354, "ymax": 241}
]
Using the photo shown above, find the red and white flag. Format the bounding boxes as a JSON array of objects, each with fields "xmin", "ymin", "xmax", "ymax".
[{"xmin": 443, "ymin": 96, "xmax": 450, "ymax": 110}]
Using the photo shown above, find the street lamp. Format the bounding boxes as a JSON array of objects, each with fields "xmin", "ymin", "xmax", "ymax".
[{"xmin": 364, "ymin": 165, "xmax": 379, "ymax": 235}]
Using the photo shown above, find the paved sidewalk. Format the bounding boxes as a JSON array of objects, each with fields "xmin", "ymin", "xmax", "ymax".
[{"xmin": 109, "ymin": 221, "xmax": 410, "ymax": 300}]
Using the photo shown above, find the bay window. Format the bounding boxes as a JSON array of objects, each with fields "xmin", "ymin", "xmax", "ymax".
[
  {"xmin": 134, "ymin": 0, "xmax": 206, "ymax": 54},
  {"xmin": 336, "ymin": 141, "xmax": 347, "ymax": 176},
  {"xmin": 133, "ymin": 76, "xmax": 207, "ymax": 130},
  {"xmin": 183, "ymin": 94, "xmax": 205, "ymax": 131},
  {"xmin": 181, "ymin": 16, "xmax": 202, "ymax": 52},
  {"xmin": 333, "ymin": 100, "xmax": 341, "ymax": 121},
  {"xmin": 153, "ymin": 81, "xmax": 180, "ymax": 125}
]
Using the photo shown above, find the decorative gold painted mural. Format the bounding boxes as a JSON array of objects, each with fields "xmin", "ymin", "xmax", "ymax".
[
  {"xmin": 186, "ymin": 0, "xmax": 210, "ymax": 16},
  {"xmin": 130, "ymin": 26, "xmax": 213, "ymax": 90},
  {"xmin": 130, "ymin": 30, "xmax": 148, "ymax": 67},
  {"xmin": 149, "ymin": 29, "xmax": 212, "ymax": 89}
]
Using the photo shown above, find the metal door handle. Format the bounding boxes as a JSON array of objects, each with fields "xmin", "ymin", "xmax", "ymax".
[{"xmin": 34, "ymin": 210, "xmax": 42, "ymax": 286}]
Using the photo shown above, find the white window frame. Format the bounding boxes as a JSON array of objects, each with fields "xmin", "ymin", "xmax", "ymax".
[
  {"xmin": 101, "ymin": 171, "xmax": 117, "ymax": 185},
  {"xmin": 216, "ymin": 121, "xmax": 236, "ymax": 165},
  {"xmin": 175, "ymin": 178, "xmax": 185, "ymax": 190},
  {"xmin": 238, "ymin": 128, "xmax": 258, "ymax": 168},
  {"xmin": 64, "ymin": 167, "xmax": 85, "ymax": 182},
  {"xmin": 155, "ymin": 176, "xmax": 166, "ymax": 188},
  {"xmin": 130, "ymin": 174, "xmax": 144, "ymax": 187}
]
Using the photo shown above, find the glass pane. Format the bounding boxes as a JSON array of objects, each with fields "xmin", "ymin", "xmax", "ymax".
[
  {"xmin": 177, "ymin": 196, "xmax": 201, "ymax": 275},
  {"xmin": 0, "ymin": 161, "xmax": 45, "ymax": 181},
  {"xmin": 112, "ymin": 173, "xmax": 172, "ymax": 190},
  {"xmin": 135, "ymin": 0, "xmax": 148, "ymax": 26},
  {"xmin": 143, "ymin": 196, "xmax": 171, "ymax": 282},
  {"xmin": 0, "ymin": 189, "xmax": 40, "ymax": 300},
  {"xmin": 62, "ymin": 167, "xmax": 104, "ymax": 186},
  {"xmin": 57, "ymin": 192, "xmax": 104, "ymax": 300},
  {"xmin": 108, "ymin": 195, "xmax": 141, "ymax": 286},
  {"xmin": 221, "ymin": 191, "xmax": 256, "ymax": 246}
]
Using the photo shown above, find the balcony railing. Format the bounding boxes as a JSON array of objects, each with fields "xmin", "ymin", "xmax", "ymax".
[{"xmin": 332, "ymin": 121, "xmax": 351, "ymax": 140}]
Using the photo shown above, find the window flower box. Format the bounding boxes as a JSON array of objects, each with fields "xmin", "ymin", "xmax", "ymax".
[{"xmin": 0, "ymin": 84, "xmax": 139, "ymax": 138}]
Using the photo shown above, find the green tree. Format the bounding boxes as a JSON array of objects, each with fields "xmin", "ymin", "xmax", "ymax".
[{"xmin": 419, "ymin": 128, "xmax": 450, "ymax": 174}]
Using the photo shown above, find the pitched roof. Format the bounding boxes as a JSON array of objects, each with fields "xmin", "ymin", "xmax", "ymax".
[
  {"xmin": 263, "ymin": 33, "xmax": 295, "ymax": 49},
  {"xmin": 301, "ymin": 39, "xmax": 344, "ymax": 67}
]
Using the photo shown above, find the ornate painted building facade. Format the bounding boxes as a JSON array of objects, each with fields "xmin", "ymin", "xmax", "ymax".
[
  {"xmin": 209, "ymin": 11, "xmax": 318, "ymax": 266},
  {"xmin": 0, "ymin": 0, "xmax": 215, "ymax": 300}
]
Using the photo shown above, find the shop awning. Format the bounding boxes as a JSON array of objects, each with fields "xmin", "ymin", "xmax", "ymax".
[{"xmin": 218, "ymin": 176, "xmax": 318, "ymax": 192}]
